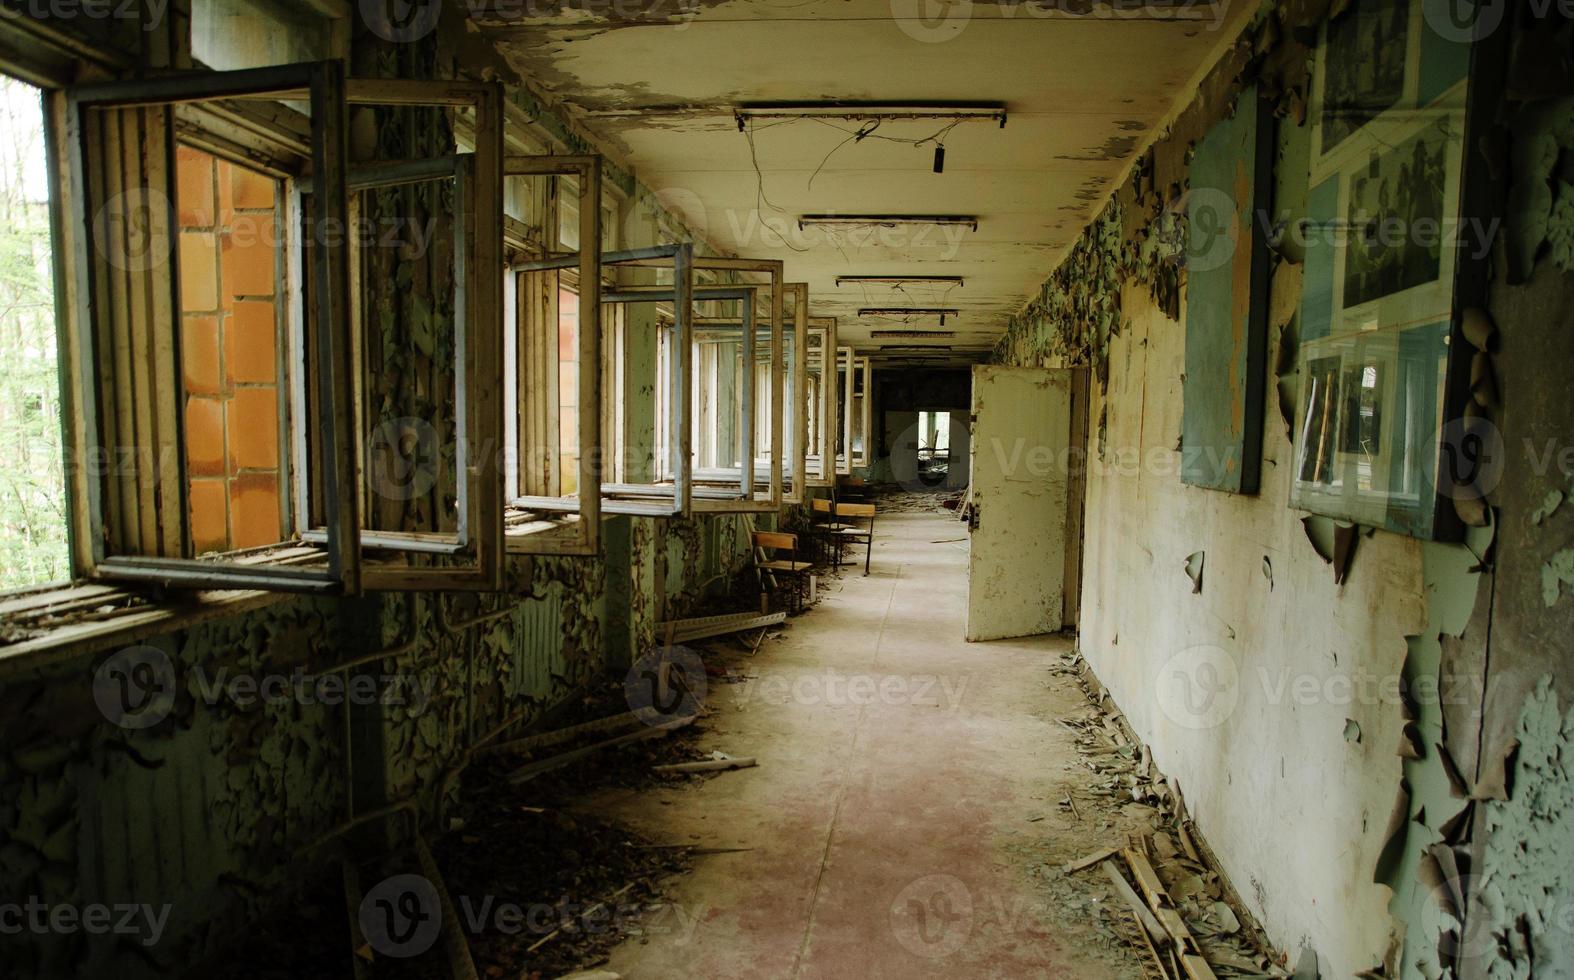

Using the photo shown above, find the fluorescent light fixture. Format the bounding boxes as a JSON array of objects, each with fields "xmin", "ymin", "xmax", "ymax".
[
  {"xmin": 735, "ymin": 102, "xmax": 1007, "ymax": 127},
  {"xmin": 859, "ymin": 308, "xmax": 960, "ymax": 318},
  {"xmin": 836, "ymin": 275, "xmax": 964, "ymax": 287},
  {"xmin": 878, "ymin": 345, "xmax": 954, "ymax": 352},
  {"xmin": 871, "ymin": 330, "xmax": 957, "ymax": 340},
  {"xmin": 798, "ymin": 214, "xmax": 978, "ymax": 232}
]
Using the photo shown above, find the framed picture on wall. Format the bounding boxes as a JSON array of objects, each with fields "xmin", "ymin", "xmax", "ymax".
[
  {"xmin": 1290, "ymin": 0, "xmax": 1478, "ymax": 540},
  {"xmin": 1310, "ymin": 0, "xmax": 1417, "ymax": 169}
]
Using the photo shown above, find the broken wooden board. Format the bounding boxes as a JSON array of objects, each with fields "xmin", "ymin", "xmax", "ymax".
[
  {"xmin": 657, "ymin": 611, "xmax": 786, "ymax": 644},
  {"xmin": 1124, "ymin": 849, "xmax": 1220, "ymax": 980}
]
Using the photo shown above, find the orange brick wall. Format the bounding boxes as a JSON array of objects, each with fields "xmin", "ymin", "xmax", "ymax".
[{"xmin": 177, "ymin": 146, "xmax": 284, "ymax": 554}]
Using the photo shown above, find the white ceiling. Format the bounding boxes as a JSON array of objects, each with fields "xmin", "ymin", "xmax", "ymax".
[{"xmin": 478, "ymin": 0, "xmax": 1250, "ymax": 361}]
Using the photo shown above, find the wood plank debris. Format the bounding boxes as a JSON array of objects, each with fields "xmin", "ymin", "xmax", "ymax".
[
  {"xmin": 479, "ymin": 711, "xmax": 643, "ymax": 758},
  {"xmin": 505, "ymin": 724, "xmax": 680, "ymax": 785},
  {"xmin": 1047, "ymin": 647, "xmax": 1287, "ymax": 979},
  {"xmin": 1063, "ymin": 846, "xmax": 1121, "ymax": 874},
  {"xmin": 1125, "ymin": 848, "xmax": 1219, "ymax": 980},
  {"xmin": 1103, "ymin": 859, "xmax": 1171, "ymax": 953},
  {"xmin": 656, "ymin": 611, "xmax": 787, "ymax": 644},
  {"xmin": 653, "ymin": 755, "xmax": 756, "ymax": 774}
]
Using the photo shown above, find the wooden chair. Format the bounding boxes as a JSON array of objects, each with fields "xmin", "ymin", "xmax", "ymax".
[
  {"xmin": 832, "ymin": 502, "xmax": 877, "ymax": 576},
  {"xmin": 808, "ymin": 497, "xmax": 854, "ymax": 565},
  {"xmin": 753, "ymin": 530, "xmax": 814, "ymax": 612}
]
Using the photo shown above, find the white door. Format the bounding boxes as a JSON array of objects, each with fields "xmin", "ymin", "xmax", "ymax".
[{"xmin": 966, "ymin": 366, "xmax": 1075, "ymax": 642}]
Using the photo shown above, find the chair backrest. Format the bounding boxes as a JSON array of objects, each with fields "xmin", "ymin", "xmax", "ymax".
[
  {"xmin": 811, "ymin": 498, "xmax": 833, "ymax": 514},
  {"xmin": 835, "ymin": 502, "xmax": 875, "ymax": 523},
  {"xmin": 753, "ymin": 530, "xmax": 798, "ymax": 554}
]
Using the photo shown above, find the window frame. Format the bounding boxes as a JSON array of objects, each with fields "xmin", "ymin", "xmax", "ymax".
[
  {"xmin": 501, "ymin": 154, "xmax": 606, "ymax": 554},
  {"xmin": 59, "ymin": 61, "xmax": 361, "ymax": 594},
  {"xmin": 674, "ymin": 280, "xmax": 782, "ymax": 513},
  {"xmin": 835, "ymin": 344, "xmax": 854, "ymax": 476},
  {"xmin": 295, "ymin": 78, "xmax": 506, "ymax": 591},
  {"xmin": 803, "ymin": 315, "xmax": 838, "ymax": 488},
  {"xmin": 849, "ymin": 353, "xmax": 872, "ymax": 469},
  {"xmin": 781, "ymin": 283, "xmax": 809, "ymax": 504},
  {"xmin": 509, "ymin": 241, "xmax": 695, "ymax": 523}
]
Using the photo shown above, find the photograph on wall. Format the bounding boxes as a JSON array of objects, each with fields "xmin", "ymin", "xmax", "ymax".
[
  {"xmin": 1292, "ymin": 328, "xmax": 1445, "ymax": 534},
  {"xmin": 1291, "ymin": 1, "xmax": 1474, "ymax": 540},
  {"xmin": 1341, "ymin": 124, "xmax": 1449, "ymax": 310},
  {"xmin": 1319, "ymin": 0, "xmax": 1411, "ymax": 156}
]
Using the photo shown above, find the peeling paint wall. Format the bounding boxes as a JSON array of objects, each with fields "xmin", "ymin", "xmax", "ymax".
[
  {"xmin": 986, "ymin": 3, "xmax": 1568, "ymax": 976},
  {"xmin": 1068, "ymin": 275, "xmax": 1431, "ymax": 978},
  {"xmin": 0, "ymin": 14, "xmax": 758, "ymax": 980}
]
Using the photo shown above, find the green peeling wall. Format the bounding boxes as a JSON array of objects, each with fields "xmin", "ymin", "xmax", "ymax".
[
  {"xmin": 990, "ymin": 3, "xmax": 1574, "ymax": 977},
  {"xmin": 0, "ymin": 11, "xmax": 761, "ymax": 979}
]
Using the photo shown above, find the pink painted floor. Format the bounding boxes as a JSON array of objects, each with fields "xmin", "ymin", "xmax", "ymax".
[{"xmin": 583, "ymin": 511, "xmax": 1145, "ymax": 980}]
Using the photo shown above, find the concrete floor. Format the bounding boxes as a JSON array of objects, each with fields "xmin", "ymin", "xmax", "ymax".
[{"xmin": 584, "ymin": 511, "xmax": 1151, "ymax": 979}]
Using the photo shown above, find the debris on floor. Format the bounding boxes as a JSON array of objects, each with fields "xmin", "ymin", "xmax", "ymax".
[
  {"xmin": 1048, "ymin": 648, "xmax": 1290, "ymax": 978},
  {"xmin": 652, "ymin": 751, "xmax": 756, "ymax": 775},
  {"xmin": 864, "ymin": 483, "xmax": 964, "ymax": 514},
  {"xmin": 198, "ymin": 678, "xmax": 765, "ymax": 980}
]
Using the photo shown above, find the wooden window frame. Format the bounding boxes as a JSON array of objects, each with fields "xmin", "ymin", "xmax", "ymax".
[
  {"xmin": 781, "ymin": 283, "xmax": 808, "ymax": 504},
  {"xmin": 803, "ymin": 316, "xmax": 838, "ymax": 488},
  {"xmin": 298, "ymin": 78, "xmax": 506, "ymax": 591},
  {"xmin": 58, "ymin": 61, "xmax": 361, "ymax": 594},
  {"xmin": 510, "ymin": 241, "xmax": 702, "ymax": 524},
  {"xmin": 682, "ymin": 282, "xmax": 780, "ymax": 513},
  {"xmin": 502, "ymin": 154, "xmax": 606, "ymax": 554},
  {"xmin": 849, "ymin": 353, "xmax": 872, "ymax": 469},
  {"xmin": 835, "ymin": 344, "xmax": 854, "ymax": 476},
  {"xmin": 610, "ymin": 257, "xmax": 783, "ymax": 514}
]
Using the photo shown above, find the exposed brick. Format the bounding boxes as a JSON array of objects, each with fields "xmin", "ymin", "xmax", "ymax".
[{"xmin": 227, "ymin": 387, "xmax": 279, "ymax": 471}]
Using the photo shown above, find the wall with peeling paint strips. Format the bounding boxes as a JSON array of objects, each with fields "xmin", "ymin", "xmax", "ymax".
[{"xmin": 985, "ymin": 3, "xmax": 1564, "ymax": 976}]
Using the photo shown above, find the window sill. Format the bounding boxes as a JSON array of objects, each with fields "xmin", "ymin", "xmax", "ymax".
[{"xmin": 0, "ymin": 580, "xmax": 290, "ymax": 677}]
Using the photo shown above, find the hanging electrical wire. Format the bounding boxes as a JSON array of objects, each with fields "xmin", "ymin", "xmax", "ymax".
[{"xmin": 804, "ymin": 117, "xmax": 963, "ymax": 189}]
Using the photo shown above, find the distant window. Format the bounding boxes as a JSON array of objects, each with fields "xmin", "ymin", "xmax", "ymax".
[
  {"xmin": 0, "ymin": 75, "xmax": 67, "ymax": 590},
  {"xmin": 920, "ymin": 411, "xmax": 950, "ymax": 454}
]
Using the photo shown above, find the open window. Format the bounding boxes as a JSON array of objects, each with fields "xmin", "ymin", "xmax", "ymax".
[
  {"xmin": 848, "ymin": 352, "xmax": 872, "ymax": 471},
  {"xmin": 57, "ymin": 66, "xmax": 510, "ymax": 594},
  {"xmin": 301, "ymin": 79, "xmax": 506, "ymax": 591},
  {"xmin": 501, "ymin": 155, "xmax": 606, "ymax": 554},
  {"xmin": 511, "ymin": 248, "xmax": 785, "ymax": 519},
  {"xmin": 667, "ymin": 257, "xmax": 784, "ymax": 513},
  {"xmin": 761, "ymin": 282, "xmax": 807, "ymax": 503},
  {"xmin": 802, "ymin": 316, "xmax": 838, "ymax": 488},
  {"xmin": 834, "ymin": 344, "xmax": 854, "ymax": 476},
  {"xmin": 510, "ymin": 243, "xmax": 695, "ymax": 522},
  {"xmin": 58, "ymin": 62, "xmax": 359, "ymax": 593}
]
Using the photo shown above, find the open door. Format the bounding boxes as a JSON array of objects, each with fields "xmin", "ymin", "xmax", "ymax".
[{"xmin": 965, "ymin": 365, "xmax": 1078, "ymax": 642}]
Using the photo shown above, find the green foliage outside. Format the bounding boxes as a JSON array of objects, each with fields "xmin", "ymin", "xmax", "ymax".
[{"xmin": 0, "ymin": 78, "xmax": 67, "ymax": 589}]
